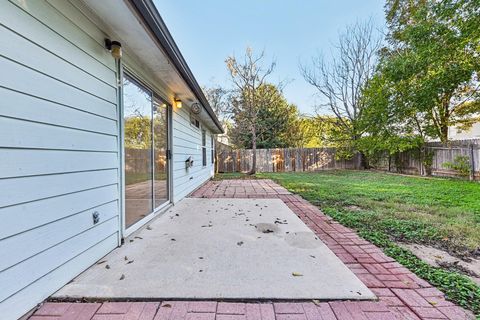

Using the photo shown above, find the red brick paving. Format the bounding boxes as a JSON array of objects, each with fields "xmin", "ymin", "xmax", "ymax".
[{"xmin": 30, "ymin": 179, "xmax": 475, "ymax": 320}]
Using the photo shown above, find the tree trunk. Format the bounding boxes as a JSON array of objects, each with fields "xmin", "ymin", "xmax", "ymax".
[
  {"xmin": 439, "ymin": 98, "xmax": 450, "ymax": 143},
  {"xmin": 440, "ymin": 124, "xmax": 449, "ymax": 144},
  {"xmin": 249, "ymin": 128, "xmax": 257, "ymax": 175},
  {"xmin": 358, "ymin": 152, "xmax": 368, "ymax": 170}
]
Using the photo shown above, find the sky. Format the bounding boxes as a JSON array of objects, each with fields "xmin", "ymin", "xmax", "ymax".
[{"xmin": 153, "ymin": 1, "xmax": 386, "ymax": 115}]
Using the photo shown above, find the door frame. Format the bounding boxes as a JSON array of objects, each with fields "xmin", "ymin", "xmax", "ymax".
[{"xmin": 119, "ymin": 66, "xmax": 173, "ymax": 239}]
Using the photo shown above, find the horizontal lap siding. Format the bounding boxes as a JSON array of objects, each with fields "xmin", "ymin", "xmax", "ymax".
[
  {"xmin": 0, "ymin": 1, "xmax": 120, "ymax": 319},
  {"xmin": 172, "ymin": 107, "xmax": 214, "ymax": 202}
]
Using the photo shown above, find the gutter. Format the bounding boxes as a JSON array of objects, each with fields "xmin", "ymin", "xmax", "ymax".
[{"xmin": 128, "ymin": 0, "xmax": 224, "ymax": 134}]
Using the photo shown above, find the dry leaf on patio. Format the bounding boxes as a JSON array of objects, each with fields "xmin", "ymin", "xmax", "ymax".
[
  {"xmin": 146, "ymin": 226, "xmax": 152, "ymax": 230},
  {"xmin": 237, "ymin": 241, "xmax": 244, "ymax": 246},
  {"xmin": 292, "ymin": 272, "xmax": 303, "ymax": 277},
  {"xmin": 124, "ymin": 256, "xmax": 128, "ymax": 261},
  {"xmin": 96, "ymin": 260, "xmax": 107, "ymax": 265},
  {"xmin": 127, "ymin": 260, "xmax": 134, "ymax": 264},
  {"xmin": 105, "ymin": 264, "xmax": 110, "ymax": 269},
  {"xmin": 162, "ymin": 304, "xmax": 172, "ymax": 308},
  {"xmin": 312, "ymin": 299, "xmax": 321, "ymax": 305},
  {"xmin": 119, "ymin": 274, "xmax": 125, "ymax": 280}
]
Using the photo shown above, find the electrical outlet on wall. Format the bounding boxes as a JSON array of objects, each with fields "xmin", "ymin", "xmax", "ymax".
[{"xmin": 92, "ymin": 211, "xmax": 100, "ymax": 224}]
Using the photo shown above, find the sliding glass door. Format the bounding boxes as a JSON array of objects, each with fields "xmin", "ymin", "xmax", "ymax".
[
  {"xmin": 153, "ymin": 97, "xmax": 169, "ymax": 207},
  {"xmin": 123, "ymin": 75, "xmax": 169, "ymax": 229}
]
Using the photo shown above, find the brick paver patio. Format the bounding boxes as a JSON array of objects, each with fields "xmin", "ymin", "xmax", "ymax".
[{"xmin": 30, "ymin": 179, "xmax": 474, "ymax": 320}]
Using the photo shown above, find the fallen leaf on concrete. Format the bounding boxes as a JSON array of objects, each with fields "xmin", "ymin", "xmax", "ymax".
[
  {"xmin": 162, "ymin": 304, "xmax": 172, "ymax": 308},
  {"xmin": 105, "ymin": 264, "xmax": 110, "ymax": 269},
  {"xmin": 292, "ymin": 272, "xmax": 303, "ymax": 277},
  {"xmin": 312, "ymin": 299, "xmax": 321, "ymax": 305},
  {"xmin": 119, "ymin": 274, "xmax": 125, "ymax": 280},
  {"xmin": 171, "ymin": 238, "xmax": 176, "ymax": 241},
  {"xmin": 262, "ymin": 229, "xmax": 274, "ymax": 234},
  {"xmin": 127, "ymin": 260, "xmax": 134, "ymax": 264},
  {"xmin": 96, "ymin": 260, "xmax": 107, "ymax": 265},
  {"xmin": 237, "ymin": 241, "xmax": 244, "ymax": 246},
  {"xmin": 124, "ymin": 256, "xmax": 128, "ymax": 261},
  {"xmin": 134, "ymin": 236, "xmax": 143, "ymax": 240},
  {"xmin": 310, "ymin": 255, "xmax": 316, "ymax": 259},
  {"xmin": 146, "ymin": 226, "xmax": 152, "ymax": 230}
]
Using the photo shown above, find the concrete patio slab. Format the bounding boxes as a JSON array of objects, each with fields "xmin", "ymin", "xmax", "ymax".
[{"xmin": 54, "ymin": 198, "xmax": 374, "ymax": 300}]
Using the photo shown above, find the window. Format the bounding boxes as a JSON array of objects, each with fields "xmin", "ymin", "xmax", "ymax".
[
  {"xmin": 211, "ymin": 135, "xmax": 214, "ymax": 164},
  {"xmin": 202, "ymin": 129, "xmax": 207, "ymax": 166},
  {"xmin": 190, "ymin": 114, "xmax": 200, "ymax": 128}
]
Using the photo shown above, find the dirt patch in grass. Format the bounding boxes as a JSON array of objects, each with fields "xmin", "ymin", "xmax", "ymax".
[{"xmin": 400, "ymin": 243, "xmax": 480, "ymax": 285}]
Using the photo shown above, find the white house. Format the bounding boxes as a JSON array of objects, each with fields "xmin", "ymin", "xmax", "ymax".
[
  {"xmin": 448, "ymin": 122, "xmax": 480, "ymax": 140},
  {"xmin": 0, "ymin": 0, "xmax": 223, "ymax": 319}
]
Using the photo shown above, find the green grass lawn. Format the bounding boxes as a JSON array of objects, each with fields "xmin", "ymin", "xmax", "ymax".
[{"xmin": 216, "ymin": 170, "xmax": 480, "ymax": 314}]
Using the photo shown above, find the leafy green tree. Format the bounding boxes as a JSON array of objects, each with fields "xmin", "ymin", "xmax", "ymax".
[
  {"xmin": 379, "ymin": 0, "xmax": 480, "ymax": 143},
  {"xmin": 230, "ymin": 84, "xmax": 300, "ymax": 149},
  {"xmin": 359, "ymin": 71, "xmax": 425, "ymax": 157},
  {"xmin": 294, "ymin": 116, "xmax": 352, "ymax": 149},
  {"xmin": 124, "ymin": 117, "xmax": 151, "ymax": 149}
]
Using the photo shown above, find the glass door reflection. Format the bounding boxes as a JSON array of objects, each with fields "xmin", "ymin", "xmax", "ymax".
[
  {"xmin": 123, "ymin": 76, "xmax": 153, "ymax": 228},
  {"xmin": 153, "ymin": 97, "xmax": 168, "ymax": 207},
  {"xmin": 123, "ymin": 75, "xmax": 170, "ymax": 230}
]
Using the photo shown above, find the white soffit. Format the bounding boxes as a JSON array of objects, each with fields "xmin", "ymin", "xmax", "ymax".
[{"xmin": 80, "ymin": 0, "xmax": 195, "ymax": 103}]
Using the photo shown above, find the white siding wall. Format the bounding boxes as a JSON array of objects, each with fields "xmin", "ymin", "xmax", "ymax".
[
  {"xmin": 0, "ymin": 1, "xmax": 120, "ymax": 319},
  {"xmin": 172, "ymin": 106, "xmax": 215, "ymax": 203}
]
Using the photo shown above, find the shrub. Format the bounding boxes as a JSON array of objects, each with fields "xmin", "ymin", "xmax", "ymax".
[{"xmin": 443, "ymin": 155, "xmax": 471, "ymax": 177}]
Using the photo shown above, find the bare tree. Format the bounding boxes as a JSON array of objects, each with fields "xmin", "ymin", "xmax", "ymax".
[
  {"xmin": 225, "ymin": 47, "xmax": 276, "ymax": 174},
  {"xmin": 203, "ymin": 84, "xmax": 230, "ymax": 123},
  {"xmin": 300, "ymin": 20, "xmax": 381, "ymax": 166}
]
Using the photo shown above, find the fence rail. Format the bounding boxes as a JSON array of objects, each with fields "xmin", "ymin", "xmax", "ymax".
[
  {"xmin": 217, "ymin": 148, "xmax": 362, "ymax": 173},
  {"xmin": 216, "ymin": 139, "xmax": 480, "ymax": 180}
]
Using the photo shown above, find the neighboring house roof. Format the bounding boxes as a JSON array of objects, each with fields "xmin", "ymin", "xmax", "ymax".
[{"xmin": 128, "ymin": 0, "xmax": 224, "ymax": 134}]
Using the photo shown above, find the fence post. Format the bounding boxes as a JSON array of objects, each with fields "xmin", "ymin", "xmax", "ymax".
[{"xmin": 469, "ymin": 143, "xmax": 475, "ymax": 181}]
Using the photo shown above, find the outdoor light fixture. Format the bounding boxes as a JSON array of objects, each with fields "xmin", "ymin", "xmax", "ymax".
[
  {"xmin": 174, "ymin": 98, "xmax": 182, "ymax": 109},
  {"xmin": 105, "ymin": 39, "xmax": 122, "ymax": 60}
]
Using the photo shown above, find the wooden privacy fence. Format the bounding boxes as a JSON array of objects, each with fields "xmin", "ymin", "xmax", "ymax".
[
  {"xmin": 372, "ymin": 139, "xmax": 480, "ymax": 180},
  {"xmin": 216, "ymin": 148, "xmax": 362, "ymax": 173},
  {"xmin": 216, "ymin": 140, "xmax": 479, "ymax": 180}
]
